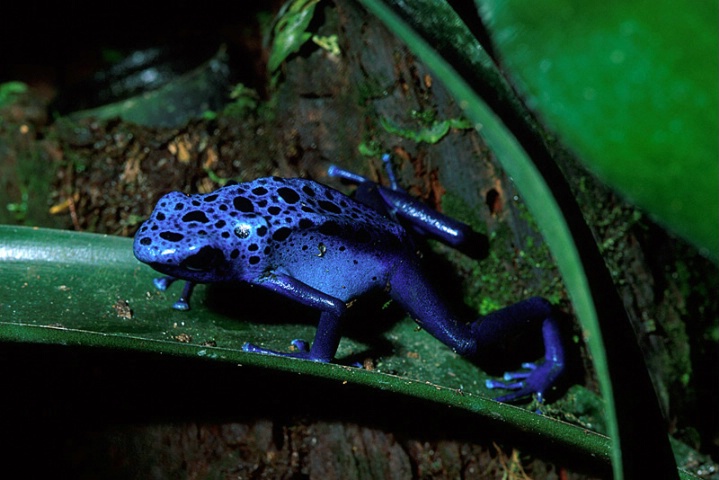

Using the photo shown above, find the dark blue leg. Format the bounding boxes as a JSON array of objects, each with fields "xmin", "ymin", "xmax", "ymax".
[
  {"xmin": 242, "ymin": 311, "xmax": 342, "ymax": 362},
  {"xmin": 388, "ymin": 261, "xmax": 564, "ymax": 402},
  {"xmin": 327, "ymin": 154, "xmax": 400, "ymax": 189},
  {"xmin": 172, "ymin": 281, "xmax": 196, "ymax": 311},
  {"xmin": 253, "ymin": 273, "xmax": 346, "ymax": 317},
  {"xmin": 380, "ymin": 153, "xmax": 401, "ymax": 190},
  {"xmin": 242, "ymin": 272, "xmax": 347, "ymax": 362},
  {"xmin": 472, "ymin": 297, "xmax": 564, "ymax": 402},
  {"xmin": 327, "ymin": 164, "xmax": 370, "ymax": 184},
  {"xmin": 242, "ymin": 311, "xmax": 344, "ymax": 362},
  {"xmin": 328, "ymin": 156, "xmax": 488, "ymax": 259},
  {"xmin": 374, "ymin": 187, "xmax": 488, "ymax": 258},
  {"xmin": 152, "ymin": 276, "xmax": 196, "ymax": 311}
]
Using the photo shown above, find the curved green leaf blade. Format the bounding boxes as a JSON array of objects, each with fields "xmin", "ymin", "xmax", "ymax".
[
  {"xmin": 267, "ymin": 0, "xmax": 321, "ymax": 74},
  {"xmin": 1, "ymin": 225, "xmax": 614, "ymax": 467},
  {"xmin": 0, "ymin": 81, "xmax": 28, "ymax": 108},
  {"xmin": 478, "ymin": 0, "xmax": 718, "ymax": 261},
  {"xmin": 354, "ymin": 0, "xmax": 680, "ymax": 478}
]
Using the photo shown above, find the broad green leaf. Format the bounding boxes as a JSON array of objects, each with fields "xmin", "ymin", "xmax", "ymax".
[
  {"xmin": 0, "ymin": 225, "xmax": 613, "ymax": 469},
  {"xmin": 0, "ymin": 81, "xmax": 28, "ymax": 108},
  {"xmin": 355, "ymin": 0, "xmax": 682, "ymax": 478},
  {"xmin": 379, "ymin": 115, "xmax": 473, "ymax": 144},
  {"xmin": 478, "ymin": 0, "xmax": 718, "ymax": 262},
  {"xmin": 267, "ymin": 0, "xmax": 321, "ymax": 74}
]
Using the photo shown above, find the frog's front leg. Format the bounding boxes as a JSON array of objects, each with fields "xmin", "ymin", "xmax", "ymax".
[
  {"xmin": 242, "ymin": 273, "xmax": 346, "ymax": 362},
  {"xmin": 153, "ymin": 276, "xmax": 196, "ymax": 311}
]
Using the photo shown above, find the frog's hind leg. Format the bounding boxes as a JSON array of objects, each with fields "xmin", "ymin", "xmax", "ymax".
[
  {"xmin": 328, "ymin": 155, "xmax": 488, "ymax": 259},
  {"xmin": 389, "ymin": 261, "xmax": 564, "ymax": 403},
  {"xmin": 327, "ymin": 154, "xmax": 400, "ymax": 189},
  {"xmin": 327, "ymin": 164, "xmax": 371, "ymax": 184},
  {"xmin": 374, "ymin": 186, "xmax": 489, "ymax": 258},
  {"xmin": 471, "ymin": 297, "xmax": 565, "ymax": 403}
]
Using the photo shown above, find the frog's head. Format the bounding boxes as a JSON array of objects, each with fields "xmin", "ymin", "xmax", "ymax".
[{"xmin": 133, "ymin": 188, "xmax": 270, "ymax": 283}]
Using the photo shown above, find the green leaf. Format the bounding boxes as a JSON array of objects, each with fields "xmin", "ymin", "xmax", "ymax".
[
  {"xmin": 0, "ymin": 81, "xmax": 28, "ymax": 108},
  {"xmin": 1, "ymin": 224, "xmax": 615, "ymax": 469},
  {"xmin": 379, "ymin": 115, "xmax": 473, "ymax": 143},
  {"xmin": 355, "ymin": 0, "xmax": 682, "ymax": 478},
  {"xmin": 267, "ymin": 0, "xmax": 321, "ymax": 74},
  {"xmin": 478, "ymin": 0, "xmax": 718, "ymax": 262}
]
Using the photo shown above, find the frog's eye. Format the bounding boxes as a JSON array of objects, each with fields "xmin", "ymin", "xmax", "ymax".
[
  {"xmin": 234, "ymin": 223, "xmax": 252, "ymax": 239},
  {"xmin": 180, "ymin": 246, "xmax": 225, "ymax": 271}
]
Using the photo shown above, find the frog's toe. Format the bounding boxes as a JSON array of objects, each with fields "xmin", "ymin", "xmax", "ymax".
[
  {"xmin": 290, "ymin": 339, "xmax": 310, "ymax": 352},
  {"xmin": 152, "ymin": 277, "xmax": 189, "ymax": 309},
  {"xmin": 172, "ymin": 299, "xmax": 190, "ymax": 311},
  {"xmin": 242, "ymin": 341, "xmax": 314, "ymax": 360},
  {"xmin": 485, "ymin": 360, "xmax": 563, "ymax": 403},
  {"xmin": 153, "ymin": 276, "xmax": 175, "ymax": 291}
]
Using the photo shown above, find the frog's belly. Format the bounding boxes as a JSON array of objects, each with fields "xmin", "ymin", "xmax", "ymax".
[{"xmin": 278, "ymin": 247, "xmax": 392, "ymax": 301}]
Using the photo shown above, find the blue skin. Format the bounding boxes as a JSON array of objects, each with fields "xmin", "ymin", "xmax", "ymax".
[{"xmin": 133, "ymin": 156, "xmax": 564, "ymax": 402}]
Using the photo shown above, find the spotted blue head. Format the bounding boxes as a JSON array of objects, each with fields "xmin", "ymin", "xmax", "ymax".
[{"xmin": 133, "ymin": 187, "xmax": 271, "ymax": 284}]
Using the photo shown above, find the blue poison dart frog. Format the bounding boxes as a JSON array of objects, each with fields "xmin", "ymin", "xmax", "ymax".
[{"xmin": 133, "ymin": 155, "xmax": 564, "ymax": 402}]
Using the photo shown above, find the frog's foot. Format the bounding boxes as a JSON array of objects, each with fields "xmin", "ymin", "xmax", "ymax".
[
  {"xmin": 242, "ymin": 339, "xmax": 325, "ymax": 362},
  {"xmin": 485, "ymin": 359, "xmax": 563, "ymax": 403},
  {"xmin": 152, "ymin": 277, "xmax": 195, "ymax": 311}
]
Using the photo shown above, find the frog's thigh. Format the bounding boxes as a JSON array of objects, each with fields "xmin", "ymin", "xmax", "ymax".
[{"xmin": 388, "ymin": 260, "xmax": 476, "ymax": 356}]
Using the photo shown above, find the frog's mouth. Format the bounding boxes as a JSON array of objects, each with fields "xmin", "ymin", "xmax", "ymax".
[{"xmin": 179, "ymin": 246, "xmax": 226, "ymax": 272}]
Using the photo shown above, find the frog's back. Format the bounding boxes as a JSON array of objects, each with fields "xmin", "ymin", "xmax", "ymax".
[
  {"xmin": 240, "ymin": 177, "xmax": 409, "ymax": 298},
  {"xmin": 240, "ymin": 176, "xmax": 404, "ymax": 241}
]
